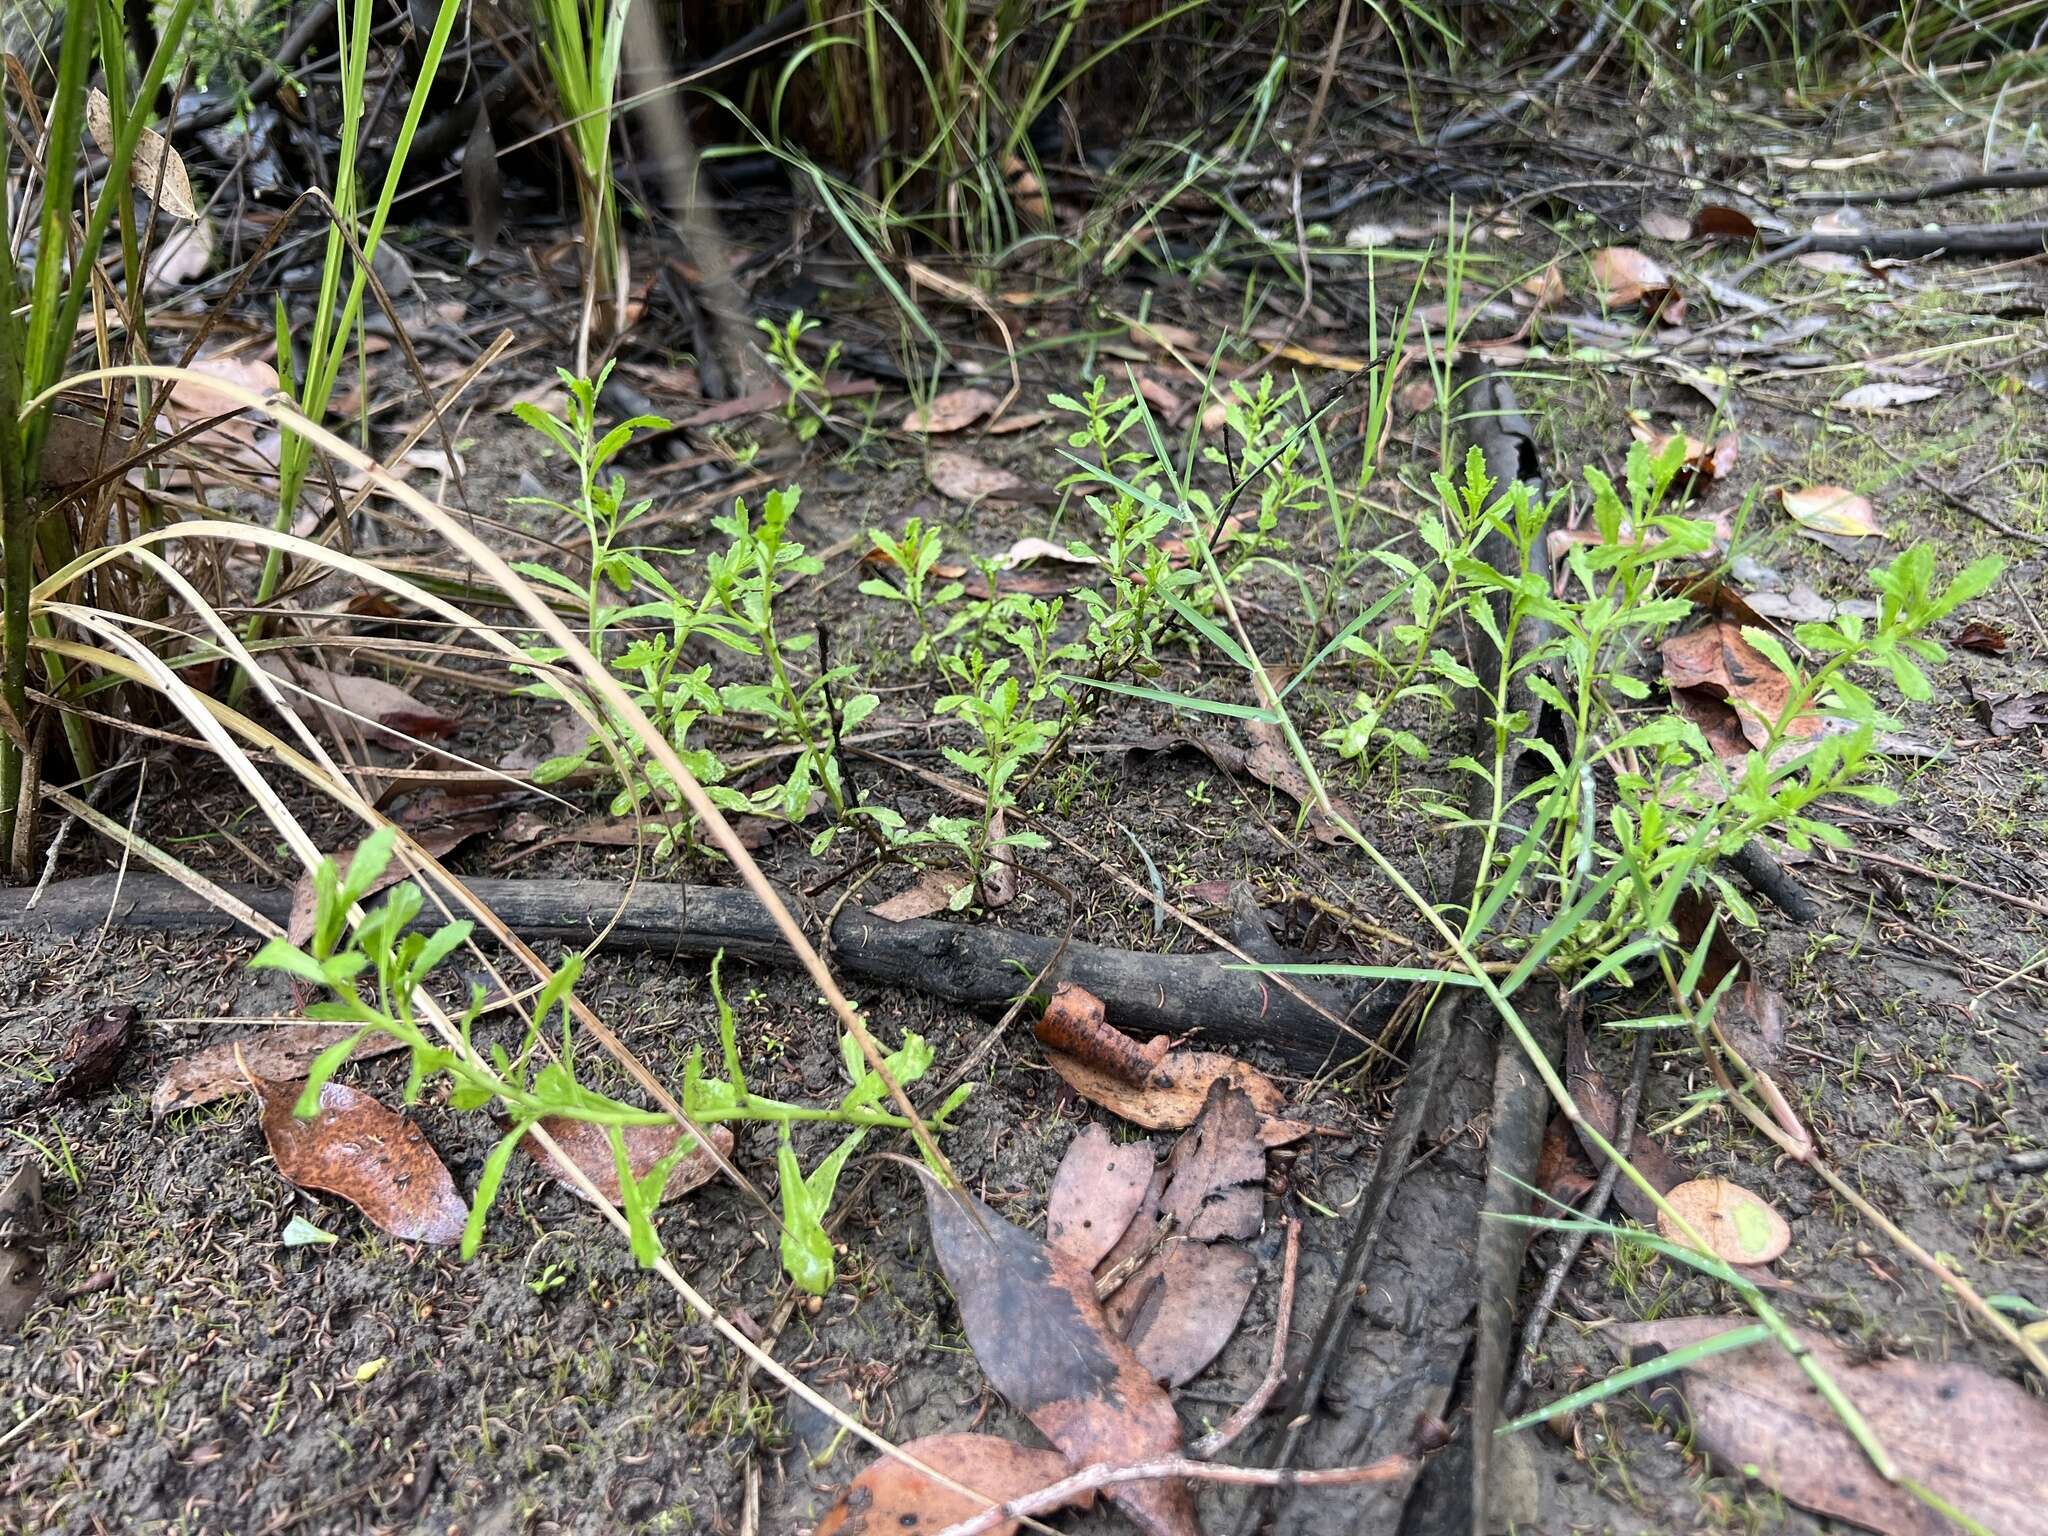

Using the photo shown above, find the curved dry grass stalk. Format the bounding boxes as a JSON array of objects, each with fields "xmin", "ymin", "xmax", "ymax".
[{"xmin": 20, "ymin": 364, "xmax": 1023, "ymax": 1523}]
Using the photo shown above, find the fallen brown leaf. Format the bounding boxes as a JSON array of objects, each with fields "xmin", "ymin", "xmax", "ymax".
[
  {"xmin": 257, "ymin": 657, "xmax": 460, "ymax": 748},
  {"xmin": 87, "ymin": 87, "xmax": 199, "ymax": 220},
  {"xmin": 915, "ymin": 1171, "xmax": 1197, "ymax": 1536},
  {"xmin": 816, "ymin": 1433, "xmax": 1088, "ymax": 1536},
  {"xmin": 1156, "ymin": 1079, "xmax": 1264, "ymax": 1242},
  {"xmin": 1106, "ymin": 1239, "xmax": 1257, "ymax": 1388},
  {"xmin": 256, "ymin": 1078, "xmax": 468, "ymax": 1246},
  {"xmin": 928, "ymin": 450, "xmax": 1040, "ymax": 505},
  {"xmin": 1779, "ymin": 484, "xmax": 1883, "ymax": 545},
  {"xmin": 1591, "ymin": 246, "xmax": 1677, "ymax": 310},
  {"xmin": 1639, "ymin": 209, "xmax": 1693, "ymax": 242},
  {"xmin": 871, "ymin": 868, "xmax": 971, "ymax": 922},
  {"xmin": 519, "ymin": 1118, "xmax": 731, "ymax": 1207},
  {"xmin": 1693, "ymin": 204, "xmax": 1760, "ymax": 241},
  {"xmin": 1662, "ymin": 619, "xmax": 1818, "ymax": 753},
  {"xmin": 287, "ymin": 815, "xmax": 497, "ymax": 947},
  {"xmin": 1658, "ymin": 1176, "xmax": 1790, "ymax": 1265},
  {"xmin": 1953, "ymin": 619, "xmax": 2008, "ymax": 655},
  {"xmin": 1044, "ymin": 1044, "xmax": 1309, "ymax": 1147},
  {"xmin": 1978, "ymin": 690, "xmax": 2048, "ymax": 738},
  {"xmin": 901, "ymin": 387, "xmax": 1000, "ymax": 435},
  {"xmin": 153, "ymin": 1026, "xmax": 408, "ymax": 1118},
  {"xmin": 1670, "ymin": 891, "xmax": 1786, "ymax": 1072},
  {"xmin": 980, "ymin": 410, "xmax": 1051, "ymax": 436},
  {"xmin": 1047, "ymin": 1124, "xmax": 1155, "ymax": 1270},
  {"xmin": 1836, "ymin": 382, "xmax": 1943, "ymax": 412},
  {"xmin": 1034, "ymin": 983, "xmax": 1172, "ymax": 1087},
  {"xmin": 1607, "ymin": 1319, "xmax": 2048, "ymax": 1535},
  {"xmin": 1627, "ymin": 417, "xmax": 1739, "ymax": 490}
]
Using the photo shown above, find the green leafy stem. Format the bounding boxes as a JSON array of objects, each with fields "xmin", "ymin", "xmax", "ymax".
[{"xmin": 250, "ymin": 829, "xmax": 969, "ymax": 1286}]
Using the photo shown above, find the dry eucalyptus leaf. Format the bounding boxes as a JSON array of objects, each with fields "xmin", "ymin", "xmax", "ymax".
[
  {"xmin": 1780, "ymin": 484, "xmax": 1883, "ymax": 542},
  {"xmin": 1837, "ymin": 382, "xmax": 1942, "ymax": 412},
  {"xmin": 928, "ymin": 449, "xmax": 1033, "ymax": 504},
  {"xmin": 520, "ymin": 1118, "xmax": 731, "ymax": 1206},
  {"xmin": 1639, "ymin": 209, "xmax": 1693, "ymax": 242},
  {"xmin": 870, "ymin": 868, "xmax": 970, "ymax": 921},
  {"xmin": 914, "ymin": 1170, "xmax": 1197, "ymax": 1536},
  {"xmin": 256, "ymin": 657, "xmax": 460, "ymax": 749},
  {"xmin": 1694, "ymin": 204, "xmax": 1760, "ymax": 240},
  {"xmin": 1107, "ymin": 1239, "xmax": 1257, "ymax": 1388},
  {"xmin": 87, "ymin": 87, "xmax": 198, "ymax": 220},
  {"xmin": 901, "ymin": 387, "xmax": 999, "ymax": 435},
  {"xmin": 256, "ymin": 1078, "xmax": 468, "ymax": 1246},
  {"xmin": 1590, "ymin": 246, "xmax": 1673, "ymax": 306},
  {"xmin": 1607, "ymin": 1318, "xmax": 2048, "ymax": 1536},
  {"xmin": 1047, "ymin": 1124, "xmax": 1155, "ymax": 1270},
  {"xmin": 0, "ymin": 1161, "xmax": 45, "ymax": 1335},
  {"xmin": 154, "ymin": 1026, "xmax": 408, "ymax": 1118},
  {"xmin": 815, "ymin": 1434, "xmax": 1088, "ymax": 1536},
  {"xmin": 1658, "ymin": 1176, "xmax": 1790, "ymax": 1265},
  {"xmin": 993, "ymin": 535, "xmax": 1098, "ymax": 569},
  {"xmin": 145, "ymin": 213, "xmax": 215, "ymax": 292}
]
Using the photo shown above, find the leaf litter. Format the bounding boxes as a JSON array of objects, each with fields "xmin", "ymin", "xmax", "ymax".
[
  {"xmin": 912, "ymin": 1166, "xmax": 1199, "ymax": 1536},
  {"xmin": 255, "ymin": 1078, "xmax": 469, "ymax": 1246},
  {"xmin": 815, "ymin": 1433, "xmax": 1090, "ymax": 1536},
  {"xmin": 1047, "ymin": 1124, "xmax": 1156, "ymax": 1271},
  {"xmin": 1033, "ymin": 983, "xmax": 1312, "ymax": 1144},
  {"xmin": 1606, "ymin": 1318, "xmax": 2048, "ymax": 1535},
  {"xmin": 517, "ymin": 1118, "xmax": 731, "ymax": 1207}
]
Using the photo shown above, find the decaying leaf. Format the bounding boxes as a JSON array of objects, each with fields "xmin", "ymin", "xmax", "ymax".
[
  {"xmin": 1953, "ymin": 619, "xmax": 2008, "ymax": 655},
  {"xmin": 1606, "ymin": 1318, "xmax": 2048, "ymax": 1535},
  {"xmin": 1034, "ymin": 983, "xmax": 1173, "ymax": 1085},
  {"xmin": 1156, "ymin": 1079, "xmax": 1265, "ymax": 1242},
  {"xmin": 256, "ymin": 1078, "xmax": 468, "ymax": 1246},
  {"xmin": 87, "ymin": 86, "xmax": 198, "ymax": 220},
  {"xmin": 1590, "ymin": 246, "xmax": 1680, "ymax": 316},
  {"xmin": 981, "ymin": 410, "xmax": 1051, "ymax": 436},
  {"xmin": 993, "ymin": 536, "xmax": 1099, "ymax": 570},
  {"xmin": 1670, "ymin": 891, "xmax": 1787, "ymax": 1072},
  {"xmin": 927, "ymin": 450, "xmax": 1038, "ymax": 505},
  {"xmin": 1048, "ymin": 1125, "xmax": 1156, "ymax": 1270},
  {"xmin": 153, "ymin": 1025, "xmax": 408, "ymax": 1117},
  {"xmin": 1243, "ymin": 719, "xmax": 1359, "ymax": 844},
  {"xmin": 916, "ymin": 1171, "xmax": 1198, "ymax": 1536},
  {"xmin": 1780, "ymin": 484, "xmax": 1883, "ymax": 544},
  {"xmin": 37, "ymin": 409, "xmax": 136, "ymax": 489},
  {"xmin": 1638, "ymin": 209, "xmax": 1693, "ymax": 242},
  {"xmin": 1978, "ymin": 690, "xmax": 2048, "ymax": 738},
  {"xmin": 519, "ymin": 1118, "xmax": 731, "ymax": 1207},
  {"xmin": 1836, "ymin": 382, "xmax": 1942, "ymax": 412},
  {"xmin": 257, "ymin": 656, "xmax": 461, "ymax": 748},
  {"xmin": 816, "ymin": 1433, "xmax": 1088, "ymax": 1536},
  {"xmin": 901, "ymin": 387, "xmax": 1000, "ymax": 435},
  {"xmin": 145, "ymin": 213, "xmax": 215, "ymax": 292},
  {"xmin": 0, "ymin": 1161, "xmax": 44, "ymax": 1335},
  {"xmin": 287, "ymin": 814, "xmax": 497, "ymax": 946},
  {"xmin": 164, "ymin": 353, "xmax": 279, "ymax": 426},
  {"xmin": 870, "ymin": 868, "xmax": 972, "ymax": 921},
  {"xmin": 1107, "ymin": 1239, "xmax": 1257, "ymax": 1388},
  {"xmin": 1045, "ymin": 1045, "xmax": 1310, "ymax": 1147},
  {"xmin": 1658, "ymin": 1176, "xmax": 1790, "ymax": 1265},
  {"xmin": 1627, "ymin": 417, "xmax": 1739, "ymax": 490},
  {"xmin": 1661, "ymin": 619, "xmax": 1814, "ymax": 753},
  {"xmin": 1097, "ymin": 1081, "xmax": 1265, "ymax": 1387},
  {"xmin": 1693, "ymin": 204, "xmax": 1760, "ymax": 241}
]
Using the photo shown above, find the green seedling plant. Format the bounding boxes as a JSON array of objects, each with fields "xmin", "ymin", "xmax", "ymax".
[
  {"xmin": 252, "ymin": 830, "xmax": 968, "ymax": 1289},
  {"xmin": 859, "ymin": 517, "xmax": 964, "ymax": 662},
  {"xmin": 921, "ymin": 647, "xmax": 1056, "ymax": 901},
  {"xmin": 704, "ymin": 487, "xmax": 889, "ymax": 851},
  {"xmin": 757, "ymin": 310, "xmax": 841, "ymax": 442}
]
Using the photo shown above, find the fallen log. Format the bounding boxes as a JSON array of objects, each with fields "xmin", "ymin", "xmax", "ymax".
[{"xmin": 0, "ymin": 873, "xmax": 1376, "ymax": 1071}]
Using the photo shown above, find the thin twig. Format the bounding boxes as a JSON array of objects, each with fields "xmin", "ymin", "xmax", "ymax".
[
  {"xmin": 1504, "ymin": 1030, "xmax": 1649, "ymax": 1417},
  {"xmin": 929, "ymin": 1447, "xmax": 1417, "ymax": 1536},
  {"xmin": 1191, "ymin": 1218, "xmax": 1302, "ymax": 1458}
]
